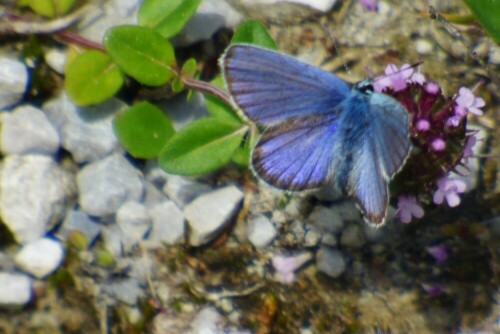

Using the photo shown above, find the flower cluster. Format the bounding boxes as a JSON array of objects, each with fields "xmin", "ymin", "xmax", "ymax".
[{"xmin": 375, "ymin": 64, "xmax": 485, "ymax": 223}]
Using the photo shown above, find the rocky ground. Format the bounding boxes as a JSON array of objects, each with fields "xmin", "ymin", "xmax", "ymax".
[{"xmin": 0, "ymin": 0, "xmax": 499, "ymax": 333}]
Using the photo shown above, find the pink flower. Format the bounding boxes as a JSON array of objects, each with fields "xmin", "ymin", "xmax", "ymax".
[
  {"xmin": 373, "ymin": 64, "xmax": 413, "ymax": 92},
  {"xmin": 426, "ymin": 244, "xmax": 448, "ymax": 264},
  {"xmin": 431, "ymin": 138, "xmax": 446, "ymax": 151},
  {"xmin": 433, "ymin": 176, "xmax": 467, "ymax": 207},
  {"xmin": 462, "ymin": 135, "xmax": 477, "ymax": 164},
  {"xmin": 410, "ymin": 71, "xmax": 425, "ymax": 85},
  {"xmin": 446, "ymin": 114, "xmax": 462, "ymax": 127},
  {"xmin": 424, "ymin": 82, "xmax": 440, "ymax": 95},
  {"xmin": 396, "ymin": 195, "xmax": 424, "ymax": 223},
  {"xmin": 271, "ymin": 253, "xmax": 312, "ymax": 284},
  {"xmin": 455, "ymin": 87, "xmax": 485, "ymax": 116},
  {"xmin": 359, "ymin": 0, "xmax": 378, "ymax": 11},
  {"xmin": 416, "ymin": 119, "xmax": 430, "ymax": 132}
]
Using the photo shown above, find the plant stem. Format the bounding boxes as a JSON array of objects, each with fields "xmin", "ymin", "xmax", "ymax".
[
  {"xmin": 181, "ymin": 76, "xmax": 235, "ymax": 109},
  {"xmin": 56, "ymin": 30, "xmax": 105, "ymax": 52}
]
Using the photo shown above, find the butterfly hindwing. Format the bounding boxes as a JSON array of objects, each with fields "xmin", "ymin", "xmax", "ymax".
[
  {"xmin": 369, "ymin": 93, "xmax": 412, "ymax": 178},
  {"xmin": 221, "ymin": 44, "xmax": 350, "ymax": 125},
  {"xmin": 252, "ymin": 113, "xmax": 340, "ymax": 191},
  {"xmin": 346, "ymin": 91, "xmax": 411, "ymax": 225}
]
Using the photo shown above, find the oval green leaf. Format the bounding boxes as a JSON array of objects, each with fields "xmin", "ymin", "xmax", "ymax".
[
  {"xmin": 464, "ymin": 0, "xmax": 500, "ymax": 42},
  {"xmin": 159, "ymin": 117, "xmax": 246, "ymax": 175},
  {"xmin": 113, "ymin": 101, "xmax": 175, "ymax": 159},
  {"xmin": 104, "ymin": 25, "xmax": 176, "ymax": 86},
  {"xmin": 231, "ymin": 20, "xmax": 277, "ymax": 49},
  {"xmin": 22, "ymin": 0, "xmax": 74, "ymax": 17},
  {"xmin": 64, "ymin": 50, "xmax": 124, "ymax": 106},
  {"xmin": 138, "ymin": 0, "xmax": 202, "ymax": 38},
  {"xmin": 181, "ymin": 58, "xmax": 197, "ymax": 76},
  {"xmin": 204, "ymin": 75, "xmax": 242, "ymax": 125}
]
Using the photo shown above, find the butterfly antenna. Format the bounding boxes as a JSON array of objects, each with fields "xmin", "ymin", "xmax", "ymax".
[{"xmin": 320, "ymin": 20, "xmax": 353, "ymax": 79}]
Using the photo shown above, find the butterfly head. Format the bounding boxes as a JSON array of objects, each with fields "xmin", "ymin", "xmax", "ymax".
[{"xmin": 354, "ymin": 80, "xmax": 374, "ymax": 95}]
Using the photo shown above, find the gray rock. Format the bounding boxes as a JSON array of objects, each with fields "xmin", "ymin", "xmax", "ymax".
[
  {"xmin": 77, "ymin": 0, "xmax": 139, "ymax": 44},
  {"xmin": 289, "ymin": 220, "xmax": 306, "ymax": 241},
  {"xmin": 172, "ymin": 0, "xmax": 243, "ymax": 47},
  {"xmin": 116, "ymin": 201, "xmax": 151, "ymax": 250},
  {"xmin": 340, "ymin": 225, "xmax": 365, "ymax": 248},
  {"xmin": 144, "ymin": 160, "xmax": 170, "ymax": 189},
  {"xmin": 415, "ymin": 39, "xmax": 433, "ymax": 55},
  {"xmin": 77, "ymin": 153, "xmax": 144, "ymax": 217},
  {"xmin": 108, "ymin": 278, "xmax": 142, "ymax": 305},
  {"xmin": 101, "ymin": 224, "xmax": 124, "ymax": 257},
  {"xmin": 185, "ymin": 185, "xmax": 243, "ymax": 246},
  {"xmin": 15, "ymin": 238, "xmax": 65, "ymax": 278},
  {"xmin": 0, "ymin": 155, "xmax": 76, "ymax": 243},
  {"xmin": 0, "ymin": 272, "xmax": 32, "ymax": 307},
  {"xmin": 44, "ymin": 48, "xmax": 66, "ymax": 74},
  {"xmin": 147, "ymin": 200, "xmax": 185, "ymax": 246},
  {"xmin": 334, "ymin": 201, "xmax": 361, "ymax": 222},
  {"xmin": 143, "ymin": 181, "xmax": 169, "ymax": 207},
  {"xmin": 316, "ymin": 248, "xmax": 346, "ymax": 278},
  {"xmin": 156, "ymin": 93, "xmax": 209, "ymax": 131},
  {"xmin": 308, "ymin": 206, "xmax": 344, "ymax": 234},
  {"xmin": 321, "ymin": 233, "xmax": 337, "ymax": 247},
  {"xmin": 189, "ymin": 307, "xmax": 224, "ymax": 334},
  {"xmin": 0, "ymin": 57, "xmax": 28, "ymax": 110},
  {"xmin": 163, "ymin": 174, "xmax": 212, "ymax": 208},
  {"xmin": 247, "ymin": 214, "xmax": 277, "ymax": 248},
  {"xmin": 240, "ymin": 0, "xmax": 338, "ymax": 12},
  {"xmin": 303, "ymin": 228, "xmax": 322, "ymax": 247},
  {"xmin": 43, "ymin": 93, "xmax": 125, "ymax": 163},
  {"xmin": 0, "ymin": 105, "xmax": 60, "ymax": 155},
  {"xmin": 59, "ymin": 210, "xmax": 101, "ymax": 247}
]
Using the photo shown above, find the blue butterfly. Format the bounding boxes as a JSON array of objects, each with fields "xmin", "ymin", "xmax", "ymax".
[{"xmin": 221, "ymin": 44, "xmax": 412, "ymax": 225}]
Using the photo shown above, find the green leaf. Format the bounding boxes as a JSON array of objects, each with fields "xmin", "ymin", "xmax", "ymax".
[
  {"xmin": 22, "ymin": 0, "xmax": 74, "ymax": 17},
  {"xmin": 463, "ymin": 0, "xmax": 500, "ymax": 42},
  {"xmin": 171, "ymin": 77, "xmax": 184, "ymax": 93},
  {"xmin": 204, "ymin": 75, "xmax": 242, "ymax": 125},
  {"xmin": 113, "ymin": 101, "xmax": 175, "ymax": 159},
  {"xmin": 181, "ymin": 58, "xmax": 197, "ymax": 76},
  {"xmin": 231, "ymin": 20, "xmax": 277, "ymax": 49},
  {"xmin": 159, "ymin": 118, "xmax": 247, "ymax": 175},
  {"xmin": 232, "ymin": 127, "xmax": 257, "ymax": 166},
  {"xmin": 138, "ymin": 0, "xmax": 202, "ymax": 38},
  {"xmin": 64, "ymin": 50, "xmax": 124, "ymax": 106},
  {"xmin": 104, "ymin": 25, "xmax": 176, "ymax": 86}
]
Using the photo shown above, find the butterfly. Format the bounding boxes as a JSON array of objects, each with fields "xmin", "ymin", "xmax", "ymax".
[{"xmin": 221, "ymin": 44, "xmax": 412, "ymax": 226}]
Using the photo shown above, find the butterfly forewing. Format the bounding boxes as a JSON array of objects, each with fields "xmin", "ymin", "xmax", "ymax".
[
  {"xmin": 221, "ymin": 44, "xmax": 350, "ymax": 125},
  {"xmin": 253, "ymin": 114, "xmax": 339, "ymax": 191}
]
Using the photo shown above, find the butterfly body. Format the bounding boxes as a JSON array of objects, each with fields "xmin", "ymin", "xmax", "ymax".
[{"xmin": 221, "ymin": 44, "xmax": 412, "ymax": 225}]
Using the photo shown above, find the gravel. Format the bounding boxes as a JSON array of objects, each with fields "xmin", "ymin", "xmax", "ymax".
[
  {"xmin": 15, "ymin": 238, "xmax": 65, "ymax": 279},
  {"xmin": 0, "ymin": 155, "xmax": 76, "ymax": 243},
  {"xmin": 185, "ymin": 185, "xmax": 243, "ymax": 246},
  {"xmin": 77, "ymin": 153, "xmax": 144, "ymax": 217},
  {"xmin": 0, "ymin": 105, "xmax": 60, "ymax": 155}
]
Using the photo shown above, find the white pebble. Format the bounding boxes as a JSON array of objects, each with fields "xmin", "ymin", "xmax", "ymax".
[
  {"xmin": 1, "ymin": 105, "xmax": 60, "ymax": 155},
  {"xmin": 247, "ymin": 214, "xmax": 277, "ymax": 248},
  {"xmin": 0, "ymin": 272, "xmax": 32, "ymax": 306},
  {"xmin": 185, "ymin": 185, "xmax": 243, "ymax": 246},
  {"xmin": 0, "ymin": 58, "xmax": 28, "ymax": 110},
  {"xmin": 15, "ymin": 238, "xmax": 65, "ymax": 278}
]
